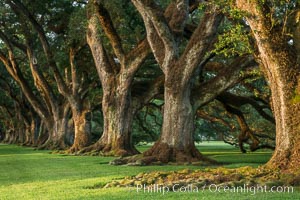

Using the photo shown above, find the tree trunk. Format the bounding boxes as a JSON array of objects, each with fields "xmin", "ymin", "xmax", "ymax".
[
  {"xmin": 143, "ymin": 81, "xmax": 206, "ymax": 163},
  {"xmin": 23, "ymin": 124, "xmax": 33, "ymax": 146},
  {"xmin": 36, "ymin": 121, "xmax": 48, "ymax": 146},
  {"xmin": 82, "ymin": 79, "xmax": 138, "ymax": 156},
  {"xmin": 128, "ymin": 0, "xmax": 223, "ymax": 164},
  {"xmin": 265, "ymin": 66, "xmax": 300, "ymax": 171},
  {"xmin": 31, "ymin": 117, "xmax": 40, "ymax": 146},
  {"xmin": 16, "ymin": 128, "xmax": 25, "ymax": 144},
  {"xmin": 39, "ymin": 121, "xmax": 66, "ymax": 150},
  {"xmin": 3, "ymin": 130, "xmax": 12, "ymax": 144},
  {"xmin": 21, "ymin": 118, "xmax": 37, "ymax": 147},
  {"xmin": 38, "ymin": 105, "xmax": 69, "ymax": 150},
  {"xmin": 86, "ymin": 4, "xmax": 150, "ymax": 156},
  {"xmin": 236, "ymin": 0, "xmax": 300, "ymax": 172},
  {"xmin": 67, "ymin": 108, "xmax": 91, "ymax": 153}
]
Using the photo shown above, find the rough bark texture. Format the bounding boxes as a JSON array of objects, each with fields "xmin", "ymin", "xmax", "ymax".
[
  {"xmin": 66, "ymin": 48, "xmax": 91, "ymax": 153},
  {"xmin": 67, "ymin": 109, "xmax": 91, "ymax": 153},
  {"xmin": 130, "ymin": 0, "xmax": 223, "ymax": 164},
  {"xmin": 143, "ymin": 87, "xmax": 205, "ymax": 163},
  {"xmin": 236, "ymin": 0, "xmax": 300, "ymax": 172},
  {"xmin": 39, "ymin": 108, "xmax": 69, "ymax": 150},
  {"xmin": 85, "ymin": 2, "xmax": 150, "ymax": 156},
  {"xmin": 91, "ymin": 85, "xmax": 138, "ymax": 156},
  {"xmin": 80, "ymin": 77, "xmax": 139, "ymax": 156}
]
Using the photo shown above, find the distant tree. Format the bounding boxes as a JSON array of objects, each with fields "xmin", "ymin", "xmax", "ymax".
[{"xmin": 1, "ymin": 0, "xmax": 95, "ymax": 151}]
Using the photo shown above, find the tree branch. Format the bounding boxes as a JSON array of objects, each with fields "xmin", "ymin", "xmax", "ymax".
[
  {"xmin": 193, "ymin": 56, "xmax": 256, "ymax": 109},
  {"xmin": 131, "ymin": 0, "xmax": 178, "ymax": 70},
  {"xmin": 217, "ymin": 92, "xmax": 275, "ymax": 124},
  {"xmin": 133, "ymin": 75, "xmax": 164, "ymax": 114},
  {"xmin": 86, "ymin": 16, "xmax": 115, "ymax": 82},
  {"xmin": 8, "ymin": 0, "xmax": 70, "ymax": 97},
  {"xmin": 94, "ymin": 1, "xmax": 125, "ymax": 64},
  {"xmin": 125, "ymin": 38, "xmax": 151, "ymax": 74},
  {"xmin": 180, "ymin": 6, "xmax": 223, "ymax": 82},
  {"xmin": 0, "ymin": 31, "xmax": 50, "ymax": 122}
]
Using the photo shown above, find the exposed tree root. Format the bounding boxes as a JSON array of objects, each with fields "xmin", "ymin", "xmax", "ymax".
[
  {"xmin": 36, "ymin": 139, "xmax": 67, "ymax": 150},
  {"xmin": 104, "ymin": 166, "xmax": 300, "ymax": 189},
  {"xmin": 266, "ymin": 142, "xmax": 300, "ymax": 174},
  {"xmin": 110, "ymin": 142, "xmax": 217, "ymax": 166},
  {"xmin": 65, "ymin": 146, "xmax": 81, "ymax": 154},
  {"xmin": 78, "ymin": 141, "xmax": 139, "ymax": 157}
]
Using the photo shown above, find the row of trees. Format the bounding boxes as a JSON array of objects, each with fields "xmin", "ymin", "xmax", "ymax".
[{"xmin": 0, "ymin": 0, "xmax": 299, "ymax": 172}]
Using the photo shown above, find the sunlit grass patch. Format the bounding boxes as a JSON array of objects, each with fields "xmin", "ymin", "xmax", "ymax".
[{"xmin": 0, "ymin": 142, "xmax": 298, "ymax": 200}]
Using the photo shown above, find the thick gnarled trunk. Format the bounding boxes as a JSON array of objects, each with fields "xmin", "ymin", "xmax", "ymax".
[
  {"xmin": 68, "ymin": 108, "xmax": 91, "ymax": 153},
  {"xmin": 268, "ymin": 80, "xmax": 300, "ymax": 171},
  {"xmin": 128, "ymin": 0, "xmax": 223, "ymax": 164},
  {"xmin": 86, "ymin": 3, "xmax": 150, "ymax": 156},
  {"xmin": 144, "ymin": 82, "xmax": 205, "ymax": 163},
  {"xmin": 83, "ymin": 80, "xmax": 138, "ymax": 156},
  {"xmin": 236, "ymin": 0, "xmax": 300, "ymax": 172},
  {"xmin": 39, "ymin": 106, "xmax": 69, "ymax": 150},
  {"xmin": 263, "ymin": 59, "xmax": 300, "ymax": 170}
]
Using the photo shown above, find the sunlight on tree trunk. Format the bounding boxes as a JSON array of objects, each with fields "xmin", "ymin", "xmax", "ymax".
[{"xmin": 236, "ymin": 0, "xmax": 300, "ymax": 172}]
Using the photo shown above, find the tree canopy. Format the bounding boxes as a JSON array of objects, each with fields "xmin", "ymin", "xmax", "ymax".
[{"xmin": 0, "ymin": 0, "xmax": 299, "ymax": 173}]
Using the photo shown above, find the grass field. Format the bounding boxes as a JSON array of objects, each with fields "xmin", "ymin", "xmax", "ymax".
[{"xmin": 0, "ymin": 142, "xmax": 298, "ymax": 200}]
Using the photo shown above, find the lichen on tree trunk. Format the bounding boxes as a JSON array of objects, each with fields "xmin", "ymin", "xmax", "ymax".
[
  {"xmin": 67, "ymin": 109, "xmax": 91, "ymax": 153},
  {"xmin": 80, "ymin": 87, "xmax": 138, "ymax": 156},
  {"xmin": 236, "ymin": 0, "xmax": 300, "ymax": 172},
  {"xmin": 86, "ymin": 3, "xmax": 150, "ymax": 156},
  {"xmin": 142, "ymin": 87, "xmax": 205, "ymax": 163},
  {"xmin": 266, "ymin": 78, "xmax": 300, "ymax": 172}
]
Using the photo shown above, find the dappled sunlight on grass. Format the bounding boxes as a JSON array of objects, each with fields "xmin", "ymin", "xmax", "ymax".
[{"xmin": 1, "ymin": 142, "xmax": 297, "ymax": 199}]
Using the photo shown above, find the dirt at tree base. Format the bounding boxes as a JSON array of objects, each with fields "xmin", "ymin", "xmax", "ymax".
[
  {"xmin": 102, "ymin": 166, "xmax": 300, "ymax": 189},
  {"xmin": 110, "ymin": 142, "xmax": 217, "ymax": 165},
  {"xmin": 73, "ymin": 141, "xmax": 139, "ymax": 157}
]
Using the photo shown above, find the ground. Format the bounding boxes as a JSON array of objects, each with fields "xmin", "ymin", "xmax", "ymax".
[{"xmin": 0, "ymin": 142, "xmax": 299, "ymax": 199}]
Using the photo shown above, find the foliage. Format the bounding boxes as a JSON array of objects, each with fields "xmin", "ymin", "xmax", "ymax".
[
  {"xmin": 66, "ymin": 4, "xmax": 88, "ymax": 45},
  {"xmin": 292, "ymin": 89, "xmax": 300, "ymax": 104},
  {"xmin": 0, "ymin": 0, "xmax": 293, "ymax": 168},
  {"xmin": 212, "ymin": 23, "xmax": 253, "ymax": 57},
  {"xmin": 132, "ymin": 104, "xmax": 162, "ymax": 144}
]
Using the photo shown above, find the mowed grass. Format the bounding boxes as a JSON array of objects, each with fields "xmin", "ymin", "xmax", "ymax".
[{"xmin": 0, "ymin": 142, "xmax": 298, "ymax": 200}]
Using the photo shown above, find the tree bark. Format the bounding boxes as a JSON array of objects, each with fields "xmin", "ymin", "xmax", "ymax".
[
  {"xmin": 27, "ymin": 116, "xmax": 40, "ymax": 146},
  {"xmin": 66, "ymin": 47, "xmax": 92, "ymax": 153},
  {"xmin": 39, "ymin": 104, "xmax": 69, "ymax": 150},
  {"xmin": 144, "ymin": 83, "xmax": 204, "ymax": 162},
  {"xmin": 6, "ymin": 0, "xmax": 92, "ymax": 151},
  {"xmin": 68, "ymin": 107, "xmax": 91, "ymax": 153},
  {"xmin": 81, "ymin": 74, "xmax": 139, "ymax": 156},
  {"xmin": 85, "ymin": 2, "xmax": 150, "ymax": 156},
  {"xmin": 101, "ymin": 82, "xmax": 138, "ymax": 155},
  {"xmin": 36, "ymin": 121, "xmax": 48, "ymax": 146},
  {"xmin": 236, "ymin": 0, "xmax": 300, "ymax": 172},
  {"xmin": 128, "ymin": 0, "xmax": 224, "ymax": 164}
]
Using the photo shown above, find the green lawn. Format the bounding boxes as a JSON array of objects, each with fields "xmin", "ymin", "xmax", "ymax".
[{"xmin": 0, "ymin": 142, "xmax": 298, "ymax": 200}]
